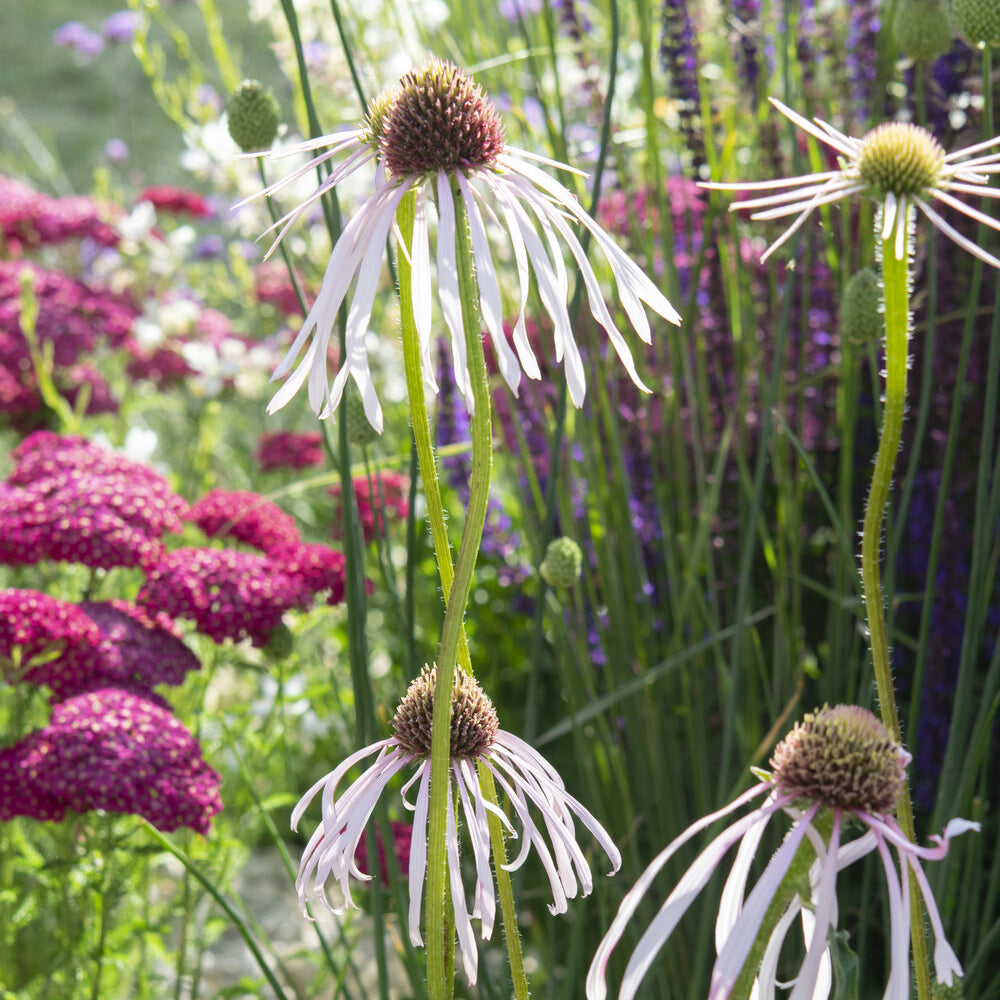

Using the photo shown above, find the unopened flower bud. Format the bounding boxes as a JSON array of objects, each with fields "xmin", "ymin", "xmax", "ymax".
[
  {"xmin": 953, "ymin": 0, "xmax": 1000, "ymax": 47},
  {"xmin": 841, "ymin": 268, "xmax": 884, "ymax": 345},
  {"xmin": 540, "ymin": 537, "xmax": 583, "ymax": 588},
  {"xmin": 893, "ymin": 0, "xmax": 955, "ymax": 62},
  {"xmin": 227, "ymin": 80, "xmax": 281, "ymax": 152}
]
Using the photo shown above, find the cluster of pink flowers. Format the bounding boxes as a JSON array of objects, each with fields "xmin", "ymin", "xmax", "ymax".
[
  {"xmin": 255, "ymin": 430, "xmax": 324, "ymax": 472},
  {"xmin": 0, "ymin": 175, "xmax": 120, "ymax": 252},
  {"xmin": 0, "ymin": 589, "xmax": 215, "ymax": 831},
  {"xmin": 0, "ymin": 688, "xmax": 222, "ymax": 833},
  {"xmin": 0, "ymin": 432, "xmax": 189, "ymax": 570},
  {"xmin": 329, "ymin": 470, "xmax": 410, "ymax": 544},
  {"xmin": 138, "ymin": 547, "xmax": 317, "ymax": 646},
  {"xmin": 0, "ymin": 259, "xmax": 137, "ymax": 427},
  {"xmin": 253, "ymin": 260, "xmax": 312, "ymax": 318},
  {"xmin": 188, "ymin": 488, "xmax": 302, "ymax": 553},
  {"xmin": 136, "ymin": 186, "xmax": 213, "ymax": 218}
]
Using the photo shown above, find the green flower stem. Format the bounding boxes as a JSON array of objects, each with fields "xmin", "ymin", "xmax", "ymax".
[
  {"xmin": 395, "ymin": 189, "xmax": 527, "ymax": 1000},
  {"xmin": 863, "ymin": 228, "xmax": 930, "ymax": 1000}
]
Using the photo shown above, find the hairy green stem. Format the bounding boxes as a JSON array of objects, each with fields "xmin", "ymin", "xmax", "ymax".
[
  {"xmin": 863, "ymin": 227, "xmax": 930, "ymax": 1000},
  {"xmin": 395, "ymin": 189, "xmax": 526, "ymax": 1000}
]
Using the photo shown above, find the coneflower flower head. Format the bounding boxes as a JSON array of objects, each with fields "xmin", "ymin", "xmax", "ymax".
[
  {"xmin": 251, "ymin": 58, "xmax": 680, "ymax": 431},
  {"xmin": 706, "ymin": 98, "xmax": 1000, "ymax": 267},
  {"xmin": 587, "ymin": 704, "xmax": 978, "ymax": 1000},
  {"xmin": 293, "ymin": 664, "xmax": 620, "ymax": 984}
]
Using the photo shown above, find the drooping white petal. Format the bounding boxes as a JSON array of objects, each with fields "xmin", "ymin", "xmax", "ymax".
[
  {"xmin": 407, "ymin": 765, "xmax": 431, "ymax": 947},
  {"xmin": 436, "ymin": 169, "xmax": 474, "ymax": 408},
  {"xmin": 708, "ymin": 803, "xmax": 819, "ymax": 1000},
  {"xmin": 454, "ymin": 759, "xmax": 497, "ymax": 937},
  {"xmin": 457, "ymin": 173, "xmax": 522, "ymax": 394},
  {"xmin": 410, "ymin": 186, "xmax": 437, "ymax": 392},
  {"xmin": 716, "ymin": 797, "xmax": 772, "ymax": 951},
  {"xmin": 446, "ymin": 778, "xmax": 480, "ymax": 984},
  {"xmin": 585, "ymin": 782, "xmax": 774, "ymax": 1000},
  {"xmin": 916, "ymin": 198, "xmax": 1000, "ymax": 268},
  {"xmin": 786, "ymin": 811, "xmax": 840, "ymax": 1000},
  {"xmin": 873, "ymin": 833, "xmax": 910, "ymax": 1000}
]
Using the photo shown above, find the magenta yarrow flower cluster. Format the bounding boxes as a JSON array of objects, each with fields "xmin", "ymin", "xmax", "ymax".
[
  {"xmin": 138, "ymin": 547, "xmax": 317, "ymax": 646},
  {"xmin": 587, "ymin": 706, "xmax": 978, "ymax": 1000},
  {"xmin": 0, "ymin": 432, "xmax": 189, "ymax": 571},
  {"xmin": 0, "ymin": 261, "xmax": 137, "ymax": 425},
  {"xmin": 0, "ymin": 688, "xmax": 222, "ymax": 833},
  {"xmin": 0, "ymin": 175, "xmax": 120, "ymax": 251},
  {"xmin": 0, "ymin": 589, "xmax": 103, "ymax": 681},
  {"xmin": 329, "ymin": 470, "xmax": 410, "ymax": 544},
  {"xmin": 188, "ymin": 488, "xmax": 302, "ymax": 553},
  {"xmin": 250, "ymin": 58, "xmax": 680, "ymax": 431},
  {"xmin": 293, "ymin": 666, "xmax": 621, "ymax": 984},
  {"xmin": 256, "ymin": 430, "xmax": 324, "ymax": 471}
]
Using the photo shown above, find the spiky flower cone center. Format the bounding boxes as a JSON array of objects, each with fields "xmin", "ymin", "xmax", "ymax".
[
  {"xmin": 856, "ymin": 122, "xmax": 946, "ymax": 198},
  {"xmin": 392, "ymin": 665, "xmax": 499, "ymax": 759},
  {"xmin": 771, "ymin": 705, "xmax": 907, "ymax": 812},
  {"xmin": 378, "ymin": 59, "xmax": 506, "ymax": 178}
]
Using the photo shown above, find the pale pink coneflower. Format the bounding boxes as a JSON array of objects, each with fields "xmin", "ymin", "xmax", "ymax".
[
  {"xmin": 704, "ymin": 97, "xmax": 1000, "ymax": 267},
  {"xmin": 293, "ymin": 666, "xmax": 621, "ymax": 984},
  {"xmin": 586, "ymin": 705, "xmax": 979, "ymax": 1000},
  {"xmin": 246, "ymin": 58, "xmax": 680, "ymax": 432}
]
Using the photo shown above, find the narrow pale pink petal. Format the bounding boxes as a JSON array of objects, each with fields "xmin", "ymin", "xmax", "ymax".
[
  {"xmin": 786, "ymin": 811, "xmax": 840, "ymax": 1000},
  {"xmin": 905, "ymin": 851, "xmax": 963, "ymax": 983},
  {"xmin": 454, "ymin": 759, "xmax": 497, "ymax": 937},
  {"xmin": 447, "ymin": 779, "xmax": 480, "ymax": 983},
  {"xmin": 436, "ymin": 169, "xmax": 474, "ymax": 408},
  {"xmin": 768, "ymin": 97, "xmax": 857, "ymax": 157},
  {"xmin": 585, "ymin": 783, "xmax": 772, "ymax": 1000},
  {"xmin": 716, "ymin": 799, "xmax": 772, "ymax": 951},
  {"xmin": 407, "ymin": 765, "xmax": 431, "ymax": 947},
  {"xmin": 410, "ymin": 187, "xmax": 437, "ymax": 391},
  {"xmin": 708, "ymin": 803, "xmax": 818, "ymax": 1000},
  {"xmin": 873, "ymin": 834, "xmax": 910, "ymax": 1000},
  {"xmin": 457, "ymin": 173, "xmax": 522, "ymax": 393},
  {"xmin": 917, "ymin": 199, "xmax": 1000, "ymax": 268}
]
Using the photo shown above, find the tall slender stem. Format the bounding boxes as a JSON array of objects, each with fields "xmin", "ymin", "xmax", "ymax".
[
  {"xmin": 862, "ymin": 223, "xmax": 930, "ymax": 1000},
  {"xmin": 396, "ymin": 189, "xmax": 526, "ymax": 1000}
]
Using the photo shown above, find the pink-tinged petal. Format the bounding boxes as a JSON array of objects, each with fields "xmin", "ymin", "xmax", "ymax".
[
  {"xmin": 505, "ymin": 144, "xmax": 589, "ymax": 176},
  {"xmin": 436, "ymin": 169, "xmax": 473, "ymax": 408},
  {"xmin": 717, "ymin": 797, "xmax": 772, "ymax": 951},
  {"xmin": 457, "ymin": 174, "xmax": 522, "ymax": 394},
  {"xmin": 454, "ymin": 760, "xmax": 497, "ymax": 937},
  {"xmin": 407, "ymin": 765, "xmax": 431, "ymax": 946},
  {"xmin": 746, "ymin": 182, "xmax": 864, "ymax": 221},
  {"xmin": 478, "ymin": 174, "xmax": 541, "ymax": 379},
  {"xmin": 873, "ymin": 833, "xmax": 910, "ymax": 1000},
  {"xmin": 489, "ymin": 177, "xmax": 583, "ymax": 403},
  {"xmin": 701, "ymin": 171, "xmax": 843, "ymax": 193},
  {"xmin": 446, "ymin": 779, "xmax": 480, "ymax": 984},
  {"xmin": 934, "ymin": 188, "xmax": 1000, "ymax": 234},
  {"xmin": 290, "ymin": 739, "xmax": 393, "ymax": 831},
  {"xmin": 904, "ymin": 847, "xmax": 967, "ymax": 983},
  {"xmin": 751, "ymin": 895, "xmax": 803, "ymax": 1000},
  {"xmin": 410, "ymin": 188, "xmax": 437, "ymax": 391},
  {"xmin": 708, "ymin": 803, "xmax": 819, "ymax": 1000},
  {"xmin": 586, "ymin": 782, "xmax": 773, "ymax": 1000},
  {"xmin": 794, "ymin": 908, "xmax": 832, "ymax": 1000},
  {"xmin": 786, "ymin": 811, "xmax": 840, "ymax": 1000}
]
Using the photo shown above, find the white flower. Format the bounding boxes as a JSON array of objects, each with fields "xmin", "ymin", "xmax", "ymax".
[
  {"xmin": 292, "ymin": 666, "xmax": 621, "ymax": 984},
  {"xmin": 705, "ymin": 97, "xmax": 1000, "ymax": 266},
  {"xmin": 247, "ymin": 58, "xmax": 680, "ymax": 432},
  {"xmin": 587, "ymin": 706, "xmax": 979, "ymax": 1000}
]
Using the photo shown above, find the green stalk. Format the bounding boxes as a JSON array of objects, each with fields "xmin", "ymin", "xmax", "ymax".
[
  {"xmin": 862, "ymin": 225, "xmax": 930, "ymax": 1000},
  {"xmin": 395, "ymin": 189, "xmax": 527, "ymax": 1000}
]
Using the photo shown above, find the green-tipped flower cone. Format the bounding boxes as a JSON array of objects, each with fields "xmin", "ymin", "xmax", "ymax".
[
  {"xmin": 954, "ymin": 0, "xmax": 1000, "ymax": 47},
  {"xmin": 228, "ymin": 80, "xmax": 281, "ymax": 152}
]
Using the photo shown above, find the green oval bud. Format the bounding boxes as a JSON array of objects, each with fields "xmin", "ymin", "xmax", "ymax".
[
  {"xmin": 840, "ymin": 268, "xmax": 884, "ymax": 345},
  {"xmin": 540, "ymin": 537, "xmax": 583, "ymax": 588},
  {"xmin": 953, "ymin": 0, "xmax": 1000, "ymax": 47},
  {"xmin": 893, "ymin": 0, "xmax": 955, "ymax": 62},
  {"xmin": 227, "ymin": 80, "xmax": 281, "ymax": 152}
]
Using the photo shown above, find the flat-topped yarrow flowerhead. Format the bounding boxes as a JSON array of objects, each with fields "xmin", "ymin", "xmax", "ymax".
[
  {"xmin": 588, "ymin": 705, "xmax": 979, "ymax": 1000},
  {"xmin": 246, "ymin": 59, "xmax": 680, "ymax": 432},
  {"xmin": 705, "ymin": 97, "xmax": 1000, "ymax": 266},
  {"xmin": 293, "ymin": 665, "xmax": 620, "ymax": 984}
]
